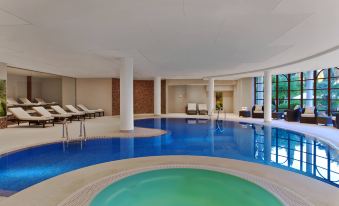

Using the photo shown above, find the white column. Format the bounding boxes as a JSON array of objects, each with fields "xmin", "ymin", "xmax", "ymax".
[
  {"xmin": 120, "ymin": 57, "xmax": 134, "ymax": 131},
  {"xmin": 264, "ymin": 70, "xmax": 272, "ymax": 122},
  {"xmin": 154, "ymin": 77, "xmax": 161, "ymax": 116},
  {"xmin": 208, "ymin": 78, "xmax": 215, "ymax": 116}
]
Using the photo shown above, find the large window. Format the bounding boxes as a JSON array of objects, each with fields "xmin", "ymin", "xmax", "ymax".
[
  {"xmin": 254, "ymin": 67, "xmax": 339, "ymax": 114},
  {"xmin": 255, "ymin": 76, "xmax": 264, "ymax": 105}
]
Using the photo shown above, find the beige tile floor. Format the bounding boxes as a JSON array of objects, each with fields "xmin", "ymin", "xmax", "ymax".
[
  {"xmin": 0, "ymin": 115, "xmax": 165, "ymax": 154},
  {"xmin": 0, "ymin": 114, "xmax": 338, "ymax": 205}
]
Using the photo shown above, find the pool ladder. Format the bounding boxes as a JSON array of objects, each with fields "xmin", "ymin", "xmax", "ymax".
[{"xmin": 62, "ymin": 119, "xmax": 87, "ymax": 142}]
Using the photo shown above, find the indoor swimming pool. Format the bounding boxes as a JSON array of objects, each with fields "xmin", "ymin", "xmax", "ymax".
[{"xmin": 0, "ymin": 118, "xmax": 337, "ymax": 196}]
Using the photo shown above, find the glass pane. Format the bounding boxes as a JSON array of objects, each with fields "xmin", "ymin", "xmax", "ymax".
[
  {"xmin": 303, "ymin": 71, "xmax": 314, "ymax": 80},
  {"xmin": 316, "ymin": 89, "xmax": 328, "ymax": 99},
  {"xmin": 278, "ymin": 75, "xmax": 288, "ymax": 82},
  {"xmin": 316, "ymin": 100, "xmax": 328, "ymax": 112},
  {"xmin": 256, "ymin": 99, "xmax": 264, "ymax": 105},
  {"xmin": 256, "ymin": 77, "xmax": 264, "ymax": 84},
  {"xmin": 316, "ymin": 78, "xmax": 328, "ymax": 89},
  {"xmin": 303, "ymin": 89, "xmax": 314, "ymax": 99},
  {"xmin": 290, "ymin": 73, "xmax": 301, "ymax": 81},
  {"xmin": 290, "ymin": 81, "xmax": 301, "ymax": 90},
  {"xmin": 278, "ymin": 90, "xmax": 288, "ymax": 99},
  {"xmin": 278, "ymin": 82, "xmax": 288, "ymax": 91},
  {"xmin": 256, "ymin": 91, "xmax": 264, "ymax": 100},
  {"xmin": 331, "ymin": 100, "xmax": 339, "ymax": 112},
  {"xmin": 290, "ymin": 100, "xmax": 301, "ymax": 108},
  {"xmin": 272, "ymin": 76, "xmax": 277, "ymax": 83},
  {"xmin": 331, "ymin": 78, "xmax": 339, "ymax": 89},
  {"xmin": 331, "ymin": 89, "xmax": 339, "ymax": 99},
  {"xmin": 278, "ymin": 99, "xmax": 288, "ymax": 110},
  {"xmin": 330, "ymin": 67, "xmax": 339, "ymax": 77},
  {"xmin": 291, "ymin": 90, "xmax": 301, "ymax": 100},
  {"xmin": 256, "ymin": 83, "xmax": 264, "ymax": 91},
  {"xmin": 304, "ymin": 79, "xmax": 314, "ymax": 90},
  {"xmin": 316, "ymin": 69, "xmax": 328, "ymax": 79},
  {"xmin": 304, "ymin": 100, "xmax": 314, "ymax": 107}
]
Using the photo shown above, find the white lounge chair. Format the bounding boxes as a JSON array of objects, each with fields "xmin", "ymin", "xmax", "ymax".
[
  {"xmin": 33, "ymin": 106, "xmax": 72, "ymax": 122},
  {"xmin": 18, "ymin": 97, "xmax": 41, "ymax": 106},
  {"xmin": 186, "ymin": 103, "xmax": 197, "ymax": 115},
  {"xmin": 77, "ymin": 104, "xmax": 104, "ymax": 117},
  {"xmin": 51, "ymin": 105, "xmax": 85, "ymax": 121},
  {"xmin": 8, "ymin": 107, "xmax": 54, "ymax": 128},
  {"xmin": 65, "ymin": 105, "xmax": 94, "ymax": 118},
  {"xmin": 198, "ymin": 104, "xmax": 208, "ymax": 115},
  {"xmin": 35, "ymin": 98, "xmax": 57, "ymax": 105},
  {"xmin": 7, "ymin": 97, "xmax": 22, "ymax": 107}
]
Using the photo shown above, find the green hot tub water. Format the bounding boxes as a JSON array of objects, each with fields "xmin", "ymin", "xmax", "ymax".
[{"xmin": 90, "ymin": 168, "xmax": 283, "ymax": 206}]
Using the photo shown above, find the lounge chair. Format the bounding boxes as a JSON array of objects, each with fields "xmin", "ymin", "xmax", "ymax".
[
  {"xmin": 7, "ymin": 97, "xmax": 23, "ymax": 107},
  {"xmin": 8, "ymin": 107, "xmax": 54, "ymax": 128},
  {"xmin": 197, "ymin": 104, "xmax": 208, "ymax": 115},
  {"xmin": 186, "ymin": 103, "xmax": 197, "ymax": 115},
  {"xmin": 18, "ymin": 97, "xmax": 41, "ymax": 106},
  {"xmin": 300, "ymin": 106, "xmax": 318, "ymax": 124},
  {"xmin": 51, "ymin": 105, "xmax": 85, "ymax": 121},
  {"xmin": 35, "ymin": 98, "xmax": 57, "ymax": 105},
  {"xmin": 33, "ymin": 106, "xmax": 72, "ymax": 122},
  {"xmin": 285, "ymin": 105, "xmax": 302, "ymax": 122},
  {"xmin": 77, "ymin": 104, "xmax": 104, "ymax": 117},
  {"xmin": 252, "ymin": 105, "xmax": 264, "ymax": 118},
  {"xmin": 65, "ymin": 105, "xmax": 94, "ymax": 118}
]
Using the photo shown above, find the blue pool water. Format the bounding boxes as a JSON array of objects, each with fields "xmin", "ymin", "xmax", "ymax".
[{"xmin": 0, "ymin": 118, "xmax": 338, "ymax": 195}]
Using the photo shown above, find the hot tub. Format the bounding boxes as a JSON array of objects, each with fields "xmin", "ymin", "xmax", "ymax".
[{"xmin": 90, "ymin": 168, "xmax": 283, "ymax": 206}]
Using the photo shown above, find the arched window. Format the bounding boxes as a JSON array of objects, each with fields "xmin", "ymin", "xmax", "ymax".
[
  {"xmin": 315, "ymin": 69, "xmax": 328, "ymax": 113},
  {"xmin": 254, "ymin": 67, "xmax": 338, "ymax": 114},
  {"xmin": 277, "ymin": 74, "xmax": 288, "ymax": 111},
  {"xmin": 330, "ymin": 67, "xmax": 339, "ymax": 113},
  {"xmin": 290, "ymin": 73, "xmax": 302, "ymax": 109}
]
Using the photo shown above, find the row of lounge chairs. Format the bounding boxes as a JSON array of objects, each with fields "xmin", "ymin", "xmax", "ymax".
[
  {"xmin": 186, "ymin": 103, "xmax": 208, "ymax": 115},
  {"xmin": 7, "ymin": 97, "xmax": 104, "ymax": 128},
  {"xmin": 7, "ymin": 97, "xmax": 56, "ymax": 107},
  {"xmin": 250, "ymin": 104, "xmax": 338, "ymax": 129}
]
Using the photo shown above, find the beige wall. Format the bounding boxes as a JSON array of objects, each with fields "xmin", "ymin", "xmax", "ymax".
[
  {"xmin": 222, "ymin": 91, "xmax": 234, "ymax": 113},
  {"xmin": 168, "ymin": 85, "xmax": 208, "ymax": 113},
  {"xmin": 76, "ymin": 78, "xmax": 112, "ymax": 116},
  {"xmin": 62, "ymin": 77, "xmax": 76, "ymax": 106},
  {"xmin": 32, "ymin": 77, "xmax": 42, "ymax": 100},
  {"xmin": 41, "ymin": 78, "xmax": 62, "ymax": 104},
  {"xmin": 168, "ymin": 85, "xmax": 187, "ymax": 113},
  {"xmin": 233, "ymin": 78, "xmax": 254, "ymax": 114},
  {"xmin": 7, "ymin": 74, "xmax": 27, "ymax": 99}
]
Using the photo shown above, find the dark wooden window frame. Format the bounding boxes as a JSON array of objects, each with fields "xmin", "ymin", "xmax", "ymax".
[{"xmin": 254, "ymin": 67, "xmax": 339, "ymax": 114}]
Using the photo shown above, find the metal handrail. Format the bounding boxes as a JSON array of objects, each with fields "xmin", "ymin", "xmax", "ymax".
[
  {"xmin": 62, "ymin": 119, "xmax": 69, "ymax": 142},
  {"xmin": 62, "ymin": 119, "xmax": 87, "ymax": 143},
  {"xmin": 79, "ymin": 119, "xmax": 87, "ymax": 141}
]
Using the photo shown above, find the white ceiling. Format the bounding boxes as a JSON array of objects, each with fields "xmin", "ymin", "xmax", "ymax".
[{"xmin": 0, "ymin": 0, "xmax": 338, "ymax": 79}]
